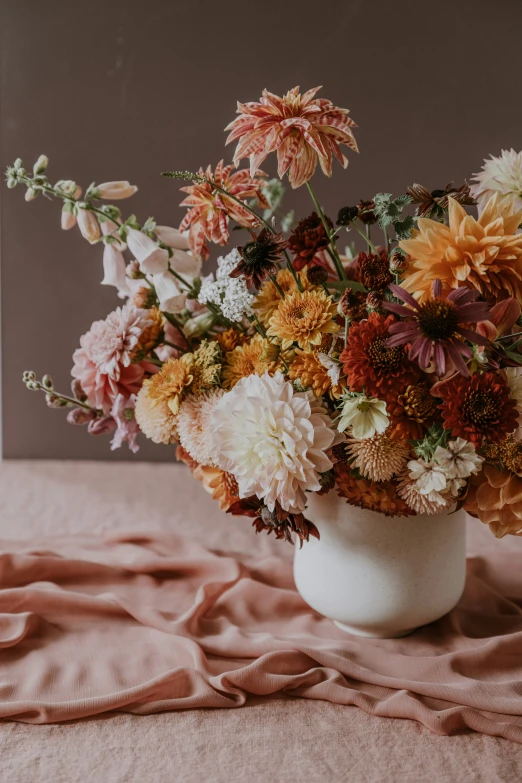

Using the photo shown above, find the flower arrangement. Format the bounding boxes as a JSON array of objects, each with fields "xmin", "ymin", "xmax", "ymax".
[{"xmin": 8, "ymin": 87, "xmax": 522, "ymax": 544}]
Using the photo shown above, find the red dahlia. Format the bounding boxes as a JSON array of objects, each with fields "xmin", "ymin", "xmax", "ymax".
[
  {"xmin": 437, "ymin": 371, "xmax": 518, "ymax": 446},
  {"xmin": 288, "ymin": 212, "xmax": 333, "ymax": 270},
  {"xmin": 340, "ymin": 313, "xmax": 419, "ymax": 399}
]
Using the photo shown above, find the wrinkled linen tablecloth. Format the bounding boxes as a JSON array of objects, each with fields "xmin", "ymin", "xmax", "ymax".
[{"xmin": 1, "ymin": 460, "xmax": 522, "ymax": 783}]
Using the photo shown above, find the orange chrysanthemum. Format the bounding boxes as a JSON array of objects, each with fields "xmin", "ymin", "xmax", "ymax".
[
  {"xmin": 221, "ymin": 334, "xmax": 278, "ymax": 390},
  {"xmin": 253, "ymin": 267, "xmax": 312, "ymax": 326},
  {"xmin": 132, "ymin": 307, "xmax": 163, "ymax": 359},
  {"xmin": 225, "ymin": 86, "xmax": 358, "ymax": 189},
  {"xmin": 465, "ymin": 464, "xmax": 522, "ymax": 538},
  {"xmin": 400, "ymin": 194, "xmax": 522, "ymax": 302},
  {"xmin": 334, "ymin": 462, "xmax": 414, "ymax": 517},
  {"xmin": 215, "ymin": 327, "xmax": 249, "ymax": 354},
  {"xmin": 340, "ymin": 313, "xmax": 419, "ymax": 400},
  {"xmin": 179, "ymin": 160, "xmax": 269, "ymax": 260},
  {"xmin": 287, "ymin": 348, "xmax": 343, "ymax": 398},
  {"xmin": 146, "ymin": 354, "xmax": 194, "ymax": 415},
  {"xmin": 387, "ymin": 382, "xmax": 439, "ymax": 440},
  {"xmin": 266, "ymin": 289, "xmax": 339, "ymax": 350}
]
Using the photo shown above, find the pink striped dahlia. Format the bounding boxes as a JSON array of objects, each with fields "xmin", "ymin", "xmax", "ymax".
[
  {"xmin": 225, "ymin": 87, "xmax": 358, "ymax": 189},
  {"xmin": 179, "ymin": 160, "xmax": 269, "ymax": 260},
  {"xmin": 383, "ymin": 280, "xmax": 491, "ymax": 377}
]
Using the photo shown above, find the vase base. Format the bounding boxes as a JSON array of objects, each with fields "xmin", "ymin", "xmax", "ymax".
[{"xmin": 333, "ymin": 620, "xmax": 416, "ymax": 639}]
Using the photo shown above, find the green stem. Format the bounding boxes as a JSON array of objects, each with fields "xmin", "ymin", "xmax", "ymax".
[
  {"xmin": 163, "ymin": 339, "xmax": 188, "ymax": 353},
  {"xmin": 33, "ymin": 383, "xmax": 95, "ymax": 412},
  {"xmin": 351, "ymin": 221, "xmax": 379, "ymax": 254},
  {"xmin": 305, "ymin": 181, "xmax": 346, "ymax": 281},
  {"xmin": 269, "ymin": 273, "xmax": 286, "ymax": 299},
  {"xmin": 496, "ymin": 331, "xmax": 522, "ymax": 342}
]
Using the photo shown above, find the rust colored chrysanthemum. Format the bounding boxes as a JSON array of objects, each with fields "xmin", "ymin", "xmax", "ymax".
[
  {"xmin": 482, "ymin": 435, "xmax": 522, "ymax": 475},
  {"xmin": 267, "ymin": 288, "xmax": 340, "ymax": 350},
  {"xmin": 221, "ymin": 333, "xmax": 279, "ymax": 389},
  {"xmin": 334, "ymin": 462, "xmax": 414, "ymax": 517},
  {"xmin": 337, "ymin": 288, "xmax": 366, "ymax": 321},
  {"xmin": 230, "ymin": 228, "xmax": 288, "ymax": 288},
  {"xmin": 346, "ymin": 431, "xmax": 411, "ymax": 482},
  {"xmin": 465, "ymin": 465, "xmax": 522, "ymax": 537},
  {"xmin": 133, "ymin": 286, "xmax": 158, "ymax": 310},
  {"xmin": 288, "ymin": 212, "xmax": 333, "ymax": 270},
  {"xmin": 353, "ymin": 250, "xmax": 392, "ymax": 291},
  {"xmin": 179, "ymin": 161, "xmax": 269, "ymax": 260},
  {"xmin": 357, "ymin": 199, "xmax": 377, "ymax": 225},
  {"xmin": 437, "ymin": 371, "xmax": 518, "ymax": 446},
  {"xmin": 193, "ymin": 464, "xmax": 240, "ymax": 512},
  {"xmin": 215, "ymin": 327, "xmax": 248, "ymax": 354},
  {"xmin": 387, "ymin": 382, "xmax": 438, "ymax": 440},
  {"xmin": 288, "ymin": 348, "xmax": 343, "ymax": 398},
  {"xmin": 225, "ymin": 86, "xmax": 358, "ymax": 189},
  {"xmin": 340, "ymin": 313, "xmax": 419, "ymax": 400},
  {"xmin": 131, "ymin": 307, "xmax": 163, "ymax": 359}
]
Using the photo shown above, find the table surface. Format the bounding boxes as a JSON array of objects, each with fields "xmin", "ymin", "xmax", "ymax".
[{"xmin": 1, "ymin": 459, "xmax": 521, "ymax": 783}]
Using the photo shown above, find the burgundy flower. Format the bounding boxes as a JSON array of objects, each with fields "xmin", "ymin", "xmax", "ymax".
[
  {"xmin": 383, "ymin": 280, "xmax": 491, "ymax": 377},
  {"xmin": 288, "ymin": 212, "xmax": 333, "ymax": 270},
  {"xmin": 227, "ymin": 496, "xmax": 319, "ymax": 546}
]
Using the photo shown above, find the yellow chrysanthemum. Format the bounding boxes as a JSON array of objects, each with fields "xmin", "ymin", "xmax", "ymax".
[
  {"xmin": 400, "ymin": 194, "xmax": 522, "ymax": 302},
  {"xmin": 253, "ymin": 267, "xmax": 312, "ymax": 326},
  {"xmin": 222, "ymin": 333, "xmax": 280, "ymax": 390},
  {"xmin": 266, "ymin": 288, "xmax": 339, "ymax": 350},
  {"xmin": 132, "ymin": 307, "xmax": 163, "ymax": 359},
  {"xmin": 146, "ymin": 354, "xmax": 194, "ymax": 415},
  {"xmin": 287, "ymin": 348, "xmax": 343, "ymax": 398},
  {"xmin": 135, "ymin": 383, "xmax": 179, "ymax": 445},
  {"xmin": 215, "ymin": 327, "xmax": 248, "ymax": 354}
]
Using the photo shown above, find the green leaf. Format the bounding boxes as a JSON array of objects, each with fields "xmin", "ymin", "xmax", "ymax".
[{"xmin": 327, "ymin": 279, "xmax": 366, "ymax": 293}]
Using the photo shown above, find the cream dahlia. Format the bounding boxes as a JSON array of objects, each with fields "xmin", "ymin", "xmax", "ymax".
[
  {"xmin": 211, "ymin": 372, "xmax": 338, "ymax": 513},
  {"xmin": 225, "ymin": 86, "xmax": 358, "ymax": 189},
  {"xmin": 176, "ymin": 389, "xmax": 224, "ymax": 467},
  {"xmin": 471, "ymin": 149, "xmax": 522, "ymax": 211}
]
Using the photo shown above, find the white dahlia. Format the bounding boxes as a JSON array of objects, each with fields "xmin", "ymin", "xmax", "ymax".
[
  {"xmin": 211, "ymin": 372, "xmax": 337, "ymax": 514},
  {"xmin": 177, "ymin": 389, "xmax": 224, "ymax": 467},
  {"xmin": 471, "ymin": 149, "xmax": 522, "ymax": 212}
]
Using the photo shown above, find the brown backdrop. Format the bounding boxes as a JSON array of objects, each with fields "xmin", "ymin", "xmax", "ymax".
[{"xmin": 1, "ymin": 0, "xmax": 521, "ymax": 460}]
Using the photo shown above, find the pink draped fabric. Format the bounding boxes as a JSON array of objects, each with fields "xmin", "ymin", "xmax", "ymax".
[{"xmin": 1, "ymin": 530, "xmax": 522, "ymax": 741}]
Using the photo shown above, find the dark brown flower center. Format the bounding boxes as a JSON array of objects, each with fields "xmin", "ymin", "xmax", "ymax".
[
  {"xmin": 417, "ymin": 298, "xmax": 459, "ymax": 341},
  {"xmin": 400, "ymin": 383, "xmax": 438, "ymax": 423},
  {"xmin": 241, "ymin": 241, "xmax": 269, "ymax": 267},
  {"xmin": 368, "ymin": 338, "xmax": 404, "ymax": 370},
  {"xmin": 463, "ymin": 390, "xmax": 500, "ymax": 427}
]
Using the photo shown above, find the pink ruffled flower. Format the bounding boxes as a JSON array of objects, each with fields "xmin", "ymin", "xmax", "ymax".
[
  {"xmin": 110, "ymin": 393, "xmax": 140, "ymax": 453},
  {"xmin": 72, "ymin": 304, "xmax": 150, "ymax": 413}
]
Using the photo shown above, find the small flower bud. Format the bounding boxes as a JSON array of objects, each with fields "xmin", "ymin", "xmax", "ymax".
[
  {"xmin": 306, "ymin": 265, "xmax": 329, "ymax": 286},
  {"xmin": 26, "ymin": 381, "xmax": 40, "ymax": 391},
  {"xmin": 13, "ymin": 158, "xmax": 24, "ymax": 171},
  {"xmin": 389, "ymin": 249, "xmax": 409, "ymax": 274},
  {"xmin": 337, "ymin": 287, "xmax": 362, "ymax": 319},
  {"xmin": 77, "ymin": 208, "xmax": 101, "ymax": 244},
  {"xmin": 366, "ymin": 291, "xmax": 383, "ymax": 314},
  {"xmin": 42, "ymin": 374, "xmax": 53, "ymax": 390},
  {"xmin": 22, "ymin": 370, "xmax": 36, "ymax": 383},
  {"xmin": 95, "ymin": 181, "xmax": 138, "ymax": 200},
  {"xmin": 6, "ymin": 177, "xmax": 17, "ymax": 189},
  {"xmin": 126, "ymin": 259, "xmax": 143, "ymax": 279},
  {"xmin": 25, "ymin": 188, "xmax": 39, "ymax": 202},
  {"xmin": 67, "ymin": 407, "xmax": 97, "ymax": 425},
  {"xmin": 336, "ymin": 206, "xmax": 359, "ymax": 227},
  {"xmin": 61, "ymin": 203, "xmax": 77, "ymax": 230},
  {"xmin": 71, "ymin": 379, "xmax": 87, "ymax": 401},
  {"xmin": 45, "ymin": 393, "xmax": 66, "ymax": 408},
  {"xmin": 357, "ymin": 200, "xmax": 377, "ymax": 225},
  {"xmin": 87, "ymin": 416, "xmax": 117, "ymax": 435},
  {"xmin": 33, "ymin": 155, "xmax": 49, "ymax": 175}
]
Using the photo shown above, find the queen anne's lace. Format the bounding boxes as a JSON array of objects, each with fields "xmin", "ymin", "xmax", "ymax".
[{"xmin": 198, "ymin": 249, "xmax": 254, "ymax": 322}]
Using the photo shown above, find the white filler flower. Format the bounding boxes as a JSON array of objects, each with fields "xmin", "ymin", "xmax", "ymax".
[
  {"xmin": 337, "ymin": 394, "xmax": 388, "ymax": 439},
  {"xmin": 433, "ymin": 438, "xmax": 484, "ymax": 480},
  {"xmin": 471, "ymin": 149, "xmax": 522, "ymax": 211},
  {"xmin": 211, "ymin": 372, "xmax": 337, "ymax": 514},
  {"xmin": 198, "ymin": 249, "xmax": 253, "ymax": 322}
]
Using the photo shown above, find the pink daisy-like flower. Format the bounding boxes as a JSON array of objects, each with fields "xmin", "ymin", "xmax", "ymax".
[
  {"xmin": 225, "ymin": 86, "xmax": 358, "ymax": 189},
  {"xmin": 179, "ymin": 160, "xmax": 269, "ymax": 261},
  {"xmin": 383, "ymin": 280, "xmax": 491, "ymax": 377}
]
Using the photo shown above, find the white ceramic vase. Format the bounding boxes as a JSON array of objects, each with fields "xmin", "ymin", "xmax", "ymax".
[{"xmin": 294, "ymin": 491, "xmax": 467, "ymax": 638}]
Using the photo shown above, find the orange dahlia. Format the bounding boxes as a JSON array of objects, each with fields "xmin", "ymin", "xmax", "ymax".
[
  {"xmin": 437, "ymin": 371, "xmax": 518, "ymax": 447},
  {"xmin": 221, "ymin": 334, "xmax": 278, "ymax": 390},
  {"xmin": 387, "ymin": 382, "xmax": 438, "ymax": 440},
  {"xmin": 334, "ymin": 462, "xmax": 414, "ymax": 517},
  {"xmin": 465, "ymin": 465, "xmax": 522, "ymax": 538},
  {"xmin": 340, "ymin": 313, "xmax": 419, "ymax": 400},
  {"xmin": 179, "ymin": 160, "xmax": 269, "ymax": 260},
  {"xmin": 253, "ymin": 267, "xmax": 312, "ymax": 326},
  {"xmin": 287, "ymin": 348, "xmax": 343, "ymax": 398},
  {"xmin": 193, "ymin": 464, "xmax": 240, "ymax": 512},
  {"xmin": 225, "ymin": 86, "xmax": 358, "ymax": 189},
  {"xmin": 399, "ymin": 194, "xmax": 522, "ymax": 302}
]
